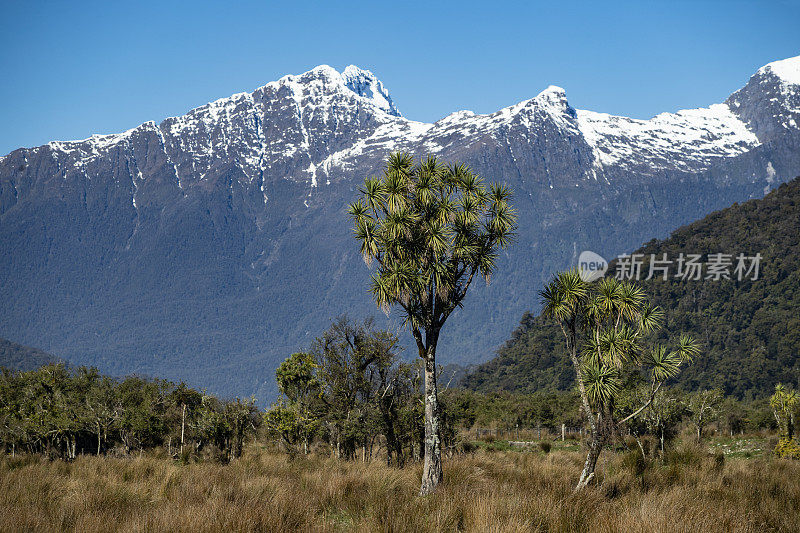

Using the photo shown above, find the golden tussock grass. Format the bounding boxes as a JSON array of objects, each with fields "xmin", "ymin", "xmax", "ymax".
[{"xmin": 1, "ymin": 442, "xmax": 798, "ymax": 532}]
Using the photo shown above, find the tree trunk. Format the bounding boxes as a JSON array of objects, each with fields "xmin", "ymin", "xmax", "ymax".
[
  {"xmin": 634, "ymin": 434, "xmax": 646, "ymax": 460},
  {"xmin": 563, "ymin": 321, "xmax": 597, "ymax": 437},
  {"xmin": 67, "ymin": 436, "xmax": 76, "ymax": 461},
  {"xmin": 381, "ymin": 400, "xmax": 403, "ymax": 467},
  {"xmin": 575, "ymin": 434, "xmax": 604, "ymax": 492},
  {"xmin": 419, "ymin": 350, "xmax": 443, "ymax": 496},
  {"xmin": 180, "ymin": 403, "xmax": 186, "ymax": 455}
]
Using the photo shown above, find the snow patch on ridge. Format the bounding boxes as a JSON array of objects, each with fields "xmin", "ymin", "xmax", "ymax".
[{"xmin": 576, "ymin": 103, "xmax": 760, "ymax": 172}]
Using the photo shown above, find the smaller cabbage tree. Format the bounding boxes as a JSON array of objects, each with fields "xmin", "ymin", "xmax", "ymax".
[
  {"xmin": 770, "ymin": 384, "xmax": 800, "ymax": 459},
  {"xmin": 541, "ymin": 271, "xmax": 700, "ymax": 491}
]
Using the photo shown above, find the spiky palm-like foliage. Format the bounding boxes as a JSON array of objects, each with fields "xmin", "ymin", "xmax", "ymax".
[
  {"xmin": 540, "ymin": 271, "xmax": 700, "ymax": 491},
  {"xmin": 349, "ymin": 152, "xmax": 516, "ymax": 495},
  {"xmin": 349, "ymin": 153, "xmax": 515, "ymax": 332},
  {"xmin": 770, "ymin": 384, "xmax": 799, "ymax": 444}
]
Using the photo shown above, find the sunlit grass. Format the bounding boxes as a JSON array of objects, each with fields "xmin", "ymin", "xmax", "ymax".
[{"xmin": 0, "ymin": 438, "xmax": 798, "ymax": 532}]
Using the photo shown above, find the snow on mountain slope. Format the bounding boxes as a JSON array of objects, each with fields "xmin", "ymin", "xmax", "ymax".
[
  {"xmin": 725, "ymin": 55, "xmax": 800, "ymax": 139},
  {"xmin": 576, "ymin": 104, "xmax": 759, "ymax": 173},
  {"xmin": 26, "ymin": 65, "xmax": 406, "ymax": 194},
  {"xmin": 27, "ymin": 59, "xmax": 792, "ymax": 194},
  {"xmin": 759, "ymin": 55, "xmax": 800, "ymax": 88}
]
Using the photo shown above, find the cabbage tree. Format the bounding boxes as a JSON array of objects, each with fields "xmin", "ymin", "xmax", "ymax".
[
  {"xmin": 349, "ymin": 153, "xmax": 516, "ymax": 495},
  {"xmin": 541, "ymin": 271, "xmax": 700, "ymax": 491}
]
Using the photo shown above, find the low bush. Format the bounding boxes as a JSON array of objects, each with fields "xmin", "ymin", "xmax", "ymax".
[{"xmin": 539, "ymin": 441, "xmax": 552, "ymax": 454}]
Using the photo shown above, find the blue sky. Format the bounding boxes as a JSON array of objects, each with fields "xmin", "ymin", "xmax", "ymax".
[{"xmin": 1, "ymin": 0, "xmax": 798, "ymax": 155}]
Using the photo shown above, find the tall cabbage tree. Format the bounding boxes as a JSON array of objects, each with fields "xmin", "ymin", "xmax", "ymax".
[
  {"xmin": 541, "ymin": 271, "xmax": 700, "ymax": 491},
  {"xmin": 349, "ymin": 152, "xmax": 516, "ymax": 495}
]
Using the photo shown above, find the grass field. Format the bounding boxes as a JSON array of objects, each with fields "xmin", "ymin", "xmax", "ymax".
[{"xmin": 1, "ymin": 438, "xmax": 798, "ymax": 532}]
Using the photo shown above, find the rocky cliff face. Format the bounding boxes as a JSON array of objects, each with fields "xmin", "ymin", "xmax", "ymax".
[{"xmin": 1, "ymin": 58, "xmax": 799, "ymax": 400}]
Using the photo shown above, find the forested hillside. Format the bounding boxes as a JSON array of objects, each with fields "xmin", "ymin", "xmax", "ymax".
[
  {"xmin": 0, "ymin": 337, "xmax": 60, "ymax": 371},
  {"xmin": 463, "ymin": 177, "xmax": 800, "ymax": 399}
]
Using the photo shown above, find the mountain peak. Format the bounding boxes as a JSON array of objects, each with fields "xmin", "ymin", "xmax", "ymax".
[
  {"xmin": 537, "ymin": 85, "xmax": 566, "ymax": 97},
  {"xmin": 533, "ymin": 85, "xmax": 572, "ymax": 115},
  {"xmin": 275, "ymin": 64, "xmax": 401, "ymax": 118},
  {"xmin": 340, "ymin": 65, "xmax": 401, "ymax": 117},
  {"xmin": 758, "ymin": 55, "xmax": 800, "ymax": 86}
]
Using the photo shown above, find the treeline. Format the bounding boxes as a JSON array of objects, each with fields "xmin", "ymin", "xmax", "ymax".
[
  {"xmin": 262, "ymin": 317, "xmax": 578, "ymax": 463},
  {"xmin": 261, "ymin": 317, "xmax": 583, "ymax": 463},
  {"xmin": 0, "ymin": 364, "xmax": 259, "ymax": 461},
  {"xmin": 1, "ymin": 318, "xmax": 794, "ymax": 464},
  {"xmin": 444, "ymin": 387, "xmax": 784, "ymax": 439},
  {"xmin": 262, "ymin": 316, "xmax": 794, "ymax": 463}
]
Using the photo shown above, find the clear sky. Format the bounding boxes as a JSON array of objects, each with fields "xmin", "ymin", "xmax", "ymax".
[{"xmin": 1, "ymin": 0, "xmax": 799, "ymax": 155}]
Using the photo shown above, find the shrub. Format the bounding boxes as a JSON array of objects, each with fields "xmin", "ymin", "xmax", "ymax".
[
  {"xmin": 539, "ymin": 441, "xmax": 552, "ymax": 454},
  {"xmin": 713, "ymin": 452, "xmax": 726, "ymax": 470},
  {"xmin": 665, "ymin": 442, "xmax": 705, "ymax": 467},
  {"xmin": 459, "ymin": 441, "xmax": 478, "ymax": 454},
  {"xmin": 775, "ymin": 437, "xmax": 800, "ymax": 459},
  {"xmin": 621, "ymin": 449, "xmax": 647, "ymax": 477}
]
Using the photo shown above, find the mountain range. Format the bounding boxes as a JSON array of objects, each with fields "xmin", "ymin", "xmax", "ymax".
[{"xmin": 1, "ymin": 57, "xmax": 799, "ymax": 400}]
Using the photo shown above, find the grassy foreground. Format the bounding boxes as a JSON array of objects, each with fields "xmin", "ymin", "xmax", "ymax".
[{"xmin": 1, "ymin": 442, "xmax": 799, "ymax": 532}]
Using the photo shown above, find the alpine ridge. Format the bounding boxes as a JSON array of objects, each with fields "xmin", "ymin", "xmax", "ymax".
[{"xmin": 1, "ymin": 57, "xmax": 799, "ymax": 400}]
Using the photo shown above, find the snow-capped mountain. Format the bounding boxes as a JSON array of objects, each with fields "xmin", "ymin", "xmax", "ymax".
[{"xmin": 1, "ymin": 57, "xmax": 799, "ymax": 400}]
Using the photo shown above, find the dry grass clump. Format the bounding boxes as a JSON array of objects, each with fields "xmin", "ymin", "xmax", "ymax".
[{"xmin": 1, "ymin": 442, "xmax": 798, "ymax": 532}]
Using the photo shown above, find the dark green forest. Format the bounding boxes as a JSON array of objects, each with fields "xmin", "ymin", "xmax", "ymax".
[
  {"xmin": 0, "ymin": 337, "xmax": 60, "ymax": 371},
  {"xmin": 464, "ymin": 177, "xmax": 800, "ymax": 400}
]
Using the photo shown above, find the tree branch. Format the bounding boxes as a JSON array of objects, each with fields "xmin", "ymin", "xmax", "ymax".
[{"xmin": 619, "ymin": 379, "xmax": 663, "ymax": 425}]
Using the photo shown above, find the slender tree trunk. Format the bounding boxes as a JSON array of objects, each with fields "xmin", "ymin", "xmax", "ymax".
[
  {"xmin": 97, "ymin": 421, "xmax": 102, "ymax": 456},
  {"xmin": 575, "ymin": 433, "xmax": 604, "ymax": 492},
  {"xmin": 180, "ymin": 403, "xmax": 186, "ymax": 455},
  {"xmin": 563, "ymin": 322, "xmax": 597, "ymax": 436},
  {"xmin": 634, "ymin": 434, "xmax": 646, "ymax": 460},
  {"xmin": 419, "ymin": 347, "xmax": 443, "ymax": 496},
  {"xmin": 381, "ymin": 401, "xmax": 402, "ymax": 467}
]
